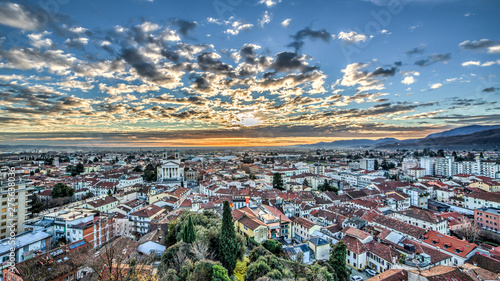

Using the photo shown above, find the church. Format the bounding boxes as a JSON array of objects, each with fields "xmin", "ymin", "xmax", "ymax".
[{"xmin": 157, "ymin": 149, "xmax": 185, "ymax": 185}]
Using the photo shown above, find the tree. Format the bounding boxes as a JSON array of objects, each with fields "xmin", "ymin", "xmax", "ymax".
[
  {"xmin": 212, "ymin": 264, "xmax": 231, "ymax": 281},
  {"xmin": 303, "ymin": 178, "xmax": 309, "ymax": 187},
  {"xmin": 329, "ymin": 241, "xmax": 350, "ymax": 281},
  {"xmin": 374, "ymin": 160, "xmax": 379, "ymax": 171},
  {"xmin": 166, "ymin": 220, "xmax": 178, "ymax": 247},
  {"xmin": 52, "ymin": 183, "xmax": 74, "ymax": 198},
  {"xmin": 183, "ymin": 215, "xmax": 196, "ymax": 243},
  {"xmin": 262, "ymin": 239, "xmax": 283, "ymax": 256},
  {"xmin": 133, "ymin": 165, "xmax": 143, "ymax": 172},
  {"xmin": 272, "ymin": 173, "xmax": 284, "ymax": 190},
  {"xmin": 219, "ymin": 201, "xmax": 238, "ymax": 275},
  {"xmin": 458, "ymin": 217, "xmax": 481, "ymax": 244}
]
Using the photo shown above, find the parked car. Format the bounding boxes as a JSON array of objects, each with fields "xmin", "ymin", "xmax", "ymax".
[
  {"xmin": 365, "ymin": 268, "xmax": 377, "ymax": 276},
  {"xmin": 351, "ymin": 276, "xmax": 363, "ymax": 281}
]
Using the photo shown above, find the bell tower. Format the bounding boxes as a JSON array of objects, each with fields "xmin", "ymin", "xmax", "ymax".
[{"xmin": 163, "ymin": 149, "xmax": 167, "ymax": 159}]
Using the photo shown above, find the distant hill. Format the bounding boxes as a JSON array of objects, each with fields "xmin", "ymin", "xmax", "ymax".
[
  {"xmin": 299, "ymin": 125, "xmax": 500, "ymax": 149},
  {"xmin": 425, "ymin": 125, "xmax": 500, "ymax": 139},
  {"xmin": 300, "ymin": 137, "xmax": 401, "ymax": 148},
  {"xmin": 377, "ymin": 128, "xmax": 500, "ymax": 149}
]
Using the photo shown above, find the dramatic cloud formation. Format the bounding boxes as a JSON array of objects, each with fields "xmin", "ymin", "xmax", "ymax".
[{"xmin": 0, "ymin": 0, "xmax": 498, "ymax": 146}]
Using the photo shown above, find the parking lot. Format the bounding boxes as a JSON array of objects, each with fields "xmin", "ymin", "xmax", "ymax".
[{"xmin": 350, "ymin": 267, "xmax": 373, "ymax": 281}]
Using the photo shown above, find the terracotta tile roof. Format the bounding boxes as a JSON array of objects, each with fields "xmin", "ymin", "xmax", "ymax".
[
  {"xmin": 411, "ymin": 265, "xmax": 475, "ymax": 281},
  {"xmin": 342, "ymin": 226, "xmax": 372, "ymax": 240},
  {"xmin": 129, "ymin": 205, "xmax": 164, "ymax": 218},
  {"xmin": 372, "ymin": 214, "xmax": 426, "ymax": 239},
  {"xmin": 397, "ymin": 207, "xmax": 446, "ymax": 224},
  {"xmin": 238, "ymin": 215, "xmax": 266, "ymax": 230},
  {"xmin": 467, "ymin": 191, "xmax": 500, "ymax": 203},
  {"xmin": 86, "ymin": 196, "xmax": 118, "ymax": 208},
  {"xmin": 341, "ymin": 235, "xmax": 367, "ymax": 254},
  {"xmin": 400, "ymin": 239, "xmax": 451, "ymax": 264},
  {"xmin": 293, "ymin": 217, "xmax": 317, "ymax": 229},
  {"xmin": 367, "ymin": 240, "xmax": 399, "ymax": 263},
  {"xmin": 466, "ymin": 253, "xmax": 500, "ymax": 273},
  {"xmin": 421, "ymin": 230, "xmax": 477, "ymax": 258},
  {"xmin": 366, "ymin": 269, "xmax": 408, "ymax": 281}
]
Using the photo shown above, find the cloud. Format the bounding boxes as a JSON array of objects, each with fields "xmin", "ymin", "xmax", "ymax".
[
  {"xmin": 258, "ymin": 11, "xmax": 272, "ymax": 27},
  {"xmin": 483, "ymin": 87, "xmax": 498, "ymax": 93},
  {"xmin": 338, "ymin": 31, "xmax": 368, "ymax": 44},
  {"xmin": 0, "ymin": 2, "xmax": 43, "ymax": 30},
  {"xmin": 27, "ymin": 31, "xmax": 53, "ymax": 49},
  {"xmin": 405, "ymin": 44, "xmax": 426, "ymax": 56},
  {"xmin": 430, "ymin": 83, "xmax": 442, "ymax": 90},
  {"xmin": 402, "ymin": 76, "xmax": 416, "ymax": 85},
  {"xmin": 281, "ymin": 18, "xmax": 291, "ymax": 27},
  {"xmin": 339, "ymin": 63, "xmax": 395, "ymax": 92},
  {"xmin": 224, "ymin": 18, "xmax": 253, "ymax": 35},
  {"xmin": 381, "ymin": 29, "xmax": 391, "ymax": 35},
  {"xmin": 462, "ymin": 60, "xmax": 500, "ymax": 67},
  {"xmin": 288, "ymin": 27, "xmax": 333, "ymax": 51},
  {"xmin": 170, "ymin": 19, "xmax": 197, "ymax": 36},
  {"xmin": 414, "ymin": 53, "xmax": 451, "ymax": 67},
  {"xmin": 258, "ymin": 0, "xmax": 282, "ymax": 7},
  {"xmin": 459, "ymin": 39, "xmax": 500, "ymax": 53}
]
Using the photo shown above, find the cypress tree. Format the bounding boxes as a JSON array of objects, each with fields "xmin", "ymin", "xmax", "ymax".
[
  {"xmin": 219, "ymin": 201, "xmax": 238, "ymax": 275},
  {"xmin": 183, "ymin": 215, "xmax": 196, "ymax": 243},
  {"xmin": 329, "ymin": 241, "xmax": 350, "ymax": 281},
  {"xmin": 272, "ymin": 173, "xmax": 284, "ymax": 190}
]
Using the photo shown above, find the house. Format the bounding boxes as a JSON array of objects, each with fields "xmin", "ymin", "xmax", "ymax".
[
  {"xmin": 232, "ymin": 208, "xmax": 268, "ymax": 243},
  {"xmin": 371, "ymin": 214, "xmax": 427, "ymax": 240},
  {"xmin": 308, "ymin": 237, "xmax": 330, "ymax": 261},
  {"xmin": 474, "ymin": 207, "xmax": 500, "ymax": 233},
  {"xmin": 393, "ymin": 208, "xmax": 448, "ymax": 234},
  {"xmin": 80, "ymin": 195, "xmax": 118, "ymax": 213},
  {"xmin": 3, "ymin": 239, "xmax": 92, "ymax": 281},
  {"xmin": 283, "ymin": 244, "xmax": 311, "ymax": 264},
  {"xmin": 366, "ymin": 269, "xmax": 408, "ymax": 281},
  {"xmin": 292, "ymin": 217, "xmax": 321, "ymax": 242},
  {"xmin": 437, "ymin": 212, "xmax": 470, "ymax": 232},
  {"xmin": 129, "ymin": 205, "xmax": 165, "ymax": 235},
  {"xmin": 465, "ymin": 191, "xmax": 500, "ymax": 209},
  {"xmin": 470, "ymin": 180, "xmax": 500, "ymax": 192},
  {"xmin": 0, "ymin": 231, "xmax": 51, "ymax": 270},
  {"xmin": 421, "ymin": 230, "xmax": 477, "ymax": 265}
]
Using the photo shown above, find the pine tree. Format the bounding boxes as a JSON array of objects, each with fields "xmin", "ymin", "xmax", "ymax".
[
  {"xmin": 183, "ymin": 215, "xmax": 196, "ymax": 243},
  {"xmin": 219, "ymin": 201, "xmax": 238, "ymax": 275},
  {"xmin": 329, "ymin": 241, "xmax": 350, "ymax": 281}
]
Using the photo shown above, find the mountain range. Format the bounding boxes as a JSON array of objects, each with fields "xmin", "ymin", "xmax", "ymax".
[{"xmin": 300, "ymin": 125, "xmax": 500, "ymax": 149}]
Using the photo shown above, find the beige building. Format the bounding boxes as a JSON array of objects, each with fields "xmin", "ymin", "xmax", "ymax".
[{"xmin": 0, "ymin": 181, "xmax": 33, "ymax": 239}]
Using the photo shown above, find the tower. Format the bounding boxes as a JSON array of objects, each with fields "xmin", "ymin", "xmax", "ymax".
[
  {"xmin": 163, "ymin": 149, "xmax": 167, "ymax": 159},
  {"xmin": 175, "ymin": 149, "xmax": 179, "ymax": 159}
]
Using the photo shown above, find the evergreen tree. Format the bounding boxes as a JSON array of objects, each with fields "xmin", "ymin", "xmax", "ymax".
[
  {"xmin": 219, "ymin": 201, "xmax": 238, "ymax": 275},
  {"xmin": 329, "ymin": 241, "xmax": 350, "ymax": 281},
  {"xmin": 272, "ymin": 173, "xmax": 284, "ymax": 190},
  {"xmin": 303, "ymin": 178, "xmax": 309, "ymax": 187},
  {"xmin": 52, "ymin": 183, "xmax": 74, "ymax": 198},
  {"xmin": 182, "ymin": 215, "xmax": 196, "ymax": 243},
  {"xmin": 165, "ymin": 220, "xmax": 178, "ymax": 247}
]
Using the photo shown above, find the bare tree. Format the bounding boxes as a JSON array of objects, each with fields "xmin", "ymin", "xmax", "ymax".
[
  {"xmin": 190, "ymin": 239, "xmax": 213, "ymax": 261},
  {"xmin": 458, "ymin": 217, "xmax": 481, "ymax": 244}
]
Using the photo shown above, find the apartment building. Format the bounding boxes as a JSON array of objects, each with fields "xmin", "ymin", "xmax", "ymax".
[
  {"xmin": 0, "ymin": 181, "xmax": 33, "ymax": 239},
  {"xmin": 474, "ymin": 207, "xmax": 500, "ymax": 232},
  {"xmin": 393, "ymin": 208, "xmax": 448, "ymax": 234}
]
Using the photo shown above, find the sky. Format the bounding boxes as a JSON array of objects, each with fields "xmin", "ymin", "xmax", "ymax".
[{"xmin": 0, "ymin": 0, "xmax": 499, "ymax": 147}]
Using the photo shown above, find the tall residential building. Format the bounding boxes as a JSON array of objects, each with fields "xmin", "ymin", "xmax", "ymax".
[
  {"xmin": 360, "ymin": 158, "xmax": 375, "ymax": 171},
  {"xmin": 0, "ymin": 181, "xmax": 33, "ymax": 239},
  {"xmin": 435, "ymin": 157, "xmax": 454, "ymax": 177},
  {"xmin": 402, "ymin": 157, "xmax": 419, "ymax": 172},
  {"xmin": 419, "ymin": 156, "xmax": 435, "ymax": 176}
]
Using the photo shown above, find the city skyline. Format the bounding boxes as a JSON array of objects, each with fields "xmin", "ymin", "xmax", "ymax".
[{"xmin": 0, "ymin": 0, "xmax": 499, "ymax": 147}]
